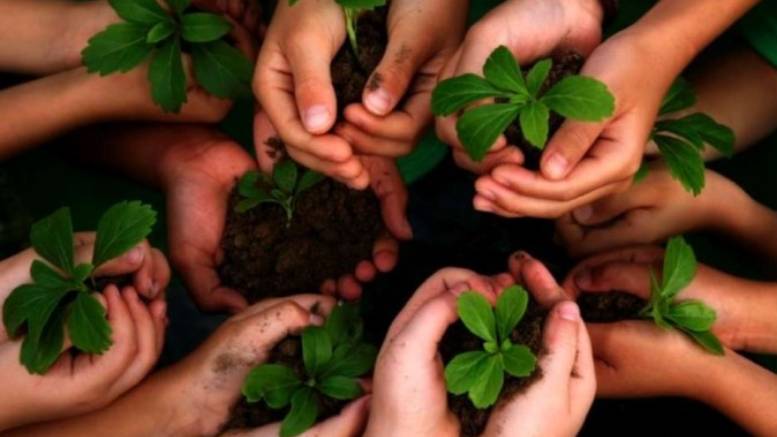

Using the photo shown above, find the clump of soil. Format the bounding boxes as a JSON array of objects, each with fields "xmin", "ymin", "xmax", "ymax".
[
  {"xmin": 578, "ymin": 292, "xmax": 646, "ymax": 323},
  {"xmin": 504, "ymin": 52, "xmax": 584, "ymax": 169},
  {"xmin": 439, "ymin": 296, "xmax": 547, "ymax": 437},
  {"xmin": 224, "ymin": 337, "xmax": 346, "ymax": 430}
]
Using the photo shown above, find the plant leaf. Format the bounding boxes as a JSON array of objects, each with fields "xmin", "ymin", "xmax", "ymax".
[
  {"xmin": 648, "ymin": 270, "xmax": 671, "ymax": 329},
  {"xmin": 457, "ymin": 291, "xmax": 497, "ymax": 343},
  {"xmin": 525, "ymin": 59, "xmax": 552, "ymax": 97},
  {"xmin": 146, "ymin": 19, "xmax": 176, "ymax": 44},
  {"xmin": 541, "ymin": 75, "xmax": 614, "ymax": 121},
  {"xmin": 660, "ymin": 78, "xmax": 696, "ymax": 115},
  {"xmin": 280, "ymin": 387, "xmax": 318, "ymax": 437},
  {"xmin": 31, "ymin": 260, "xmax": 72, "ymax": 289},
  {"xmin": 456, "ymin": 103, "xmax": 521, "ymax": 162},
  {"xmin": 323, "ymin": 303, "xmax": 362, "ymax": 346},
  {"xmin": 93, "ymin": 201, "xmax": 157, "ymax": 269},
  {"xmin": 654, "ymin": 134, "xmax": 705, "ymax": 196},
  {"xmin": 483, "ymin": 46, "xmax": 527, "ymax": 95},
  {"xmin": 296, "ymin": 171, "xmax": 325, "ymax": 195},
  {"xmin": 235, "ymin": 198, "xmax": 260, "ymax": 213},
  {"xmin": 633, "ymin": 162, "xmax": 649, "ymax": 184},
  {"xmin": 238, "ymin": 171, "xmax": 262, "ymax": 198},
  {"xmin": 666, "ymin": 300, "xmax": 716, "ymax": 332},
  {"xmin": 302, "ymin": 326, "xmax": 333, "ymax": 377},
  {"xmin": 191, "ymin": 40, "xmax": 253, "ymax": 99},
  {"xmin": 661, "ymin": 236, "xmax": 697, "ymax": 299},
  {"xmin": 682, "ymin": 328, "xmax": 724, "ymax": 355},
  {"xmin": 30, "ymin": 207, "xmax": 75, "ymax": 275},
  {"xmin": 166, "ymin": 0, "xmax": 191, "ymax": 15},
  {"xmin": 468, "ymin": 354, "xmax": 504, "ymax": 409},
  {"xmin": 502, "ymin": 344, "xmax": 536, "ymax": 377},
  {"xmin": 494, "ymin": 285, "xmax": 528, "ymax": 343},
  {"xmin": 109, "ymin": 0, "xmax": 169, "ymax": 24},
  {"xmin": 181, "ymin": 12, "xmax": 232, "ymax": 43},
  {"xmin": 242, "ymin": 364, "xmax": 302, "ymax": 407},
  {"xmin": 20, "ymin": 304, "xmax": 67, "ymax": 375},
  {"xmin": 431, "ymin": 74, "xmax": 505, "ymax": 116},
  {"xmin": 3, "ymin": 285, "xmax": 67, "ymax": 337},
  {"xmin": 149, "ymin": 36, "xmax": 187, "ymax": 113},
  {"xmin": 519, "ymin": 101, "xmax": 550, "ymax": 149},
  {"xmin": 317, "ymin": 376, "xmax": 363, "ymax": 400},
  {"xmin": 337, "ymin": 0, "xmax": 387, "ymax": 8},
  {"xmin": 82, "ymin": 23, "xmax": 154, "ymax": 75},
  {"xmin": 273, "ymin": 161, "xmax": 299, "ymax": 194},
  {"xmin": 67, "ymin": 293, "xmax": 112, "ymax": 354},
  {"xmin": 444, "ymin": 350, "xmax": 489, "ymax": 395},
  {"xmin": 321, "ymin": 343, "xmax": 376, "ymax": 379}
]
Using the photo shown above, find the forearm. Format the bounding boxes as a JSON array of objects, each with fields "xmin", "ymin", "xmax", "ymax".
[{"xmin": 715, "ymin": 188, "xmax": 777, "ymax": 270}]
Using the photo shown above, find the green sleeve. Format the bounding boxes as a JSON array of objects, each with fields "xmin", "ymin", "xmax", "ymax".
[{"xmin": 738, "ymin": 0, "xmax": 777, "ymax": 68}]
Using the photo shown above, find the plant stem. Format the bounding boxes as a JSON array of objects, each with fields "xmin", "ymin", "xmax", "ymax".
[{"xmin": 344, "ymin": 8, "xmax": 359, "ymax": 56}]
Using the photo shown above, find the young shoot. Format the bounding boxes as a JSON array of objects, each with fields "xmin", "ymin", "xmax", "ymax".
[
  {"xmin": 445, "ymin": 285, "xmax": 537, "ymax": 409},
  {"xmin": 640, "ymin": 236, "xmax": 724, "ymax": 355},
  {"xmin": 432, "ymin": 46, "xmax": 615, "ymax": 161},
  {"xmin": 2, "ymin": 201, "xmax": 157, "ymax": 374},
  {"xmin": 235, "ymin": 160, "xmax": 324, "ymax": 225},
  {"xmin": 289, "ymin": 0, "xmax": 386, "ymax": 54},
  {"xmin": 241, "ymin": 303, "xmax": 377, "ymax": 437}
]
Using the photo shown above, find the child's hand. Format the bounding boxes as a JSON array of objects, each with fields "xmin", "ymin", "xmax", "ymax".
[
  {"xmin": 366, "ymin": 268, "xmax": 513, "ymax": 437},
  {"xmin": 0, "ymin": 284, "xmax": 166, "ymax": 430}
]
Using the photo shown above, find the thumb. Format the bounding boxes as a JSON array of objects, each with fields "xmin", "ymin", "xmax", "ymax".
[
  {"xmin": 391, "ymin": 291, "xmax": 459, "ymax": 362},
  {"xmin": 573, "ymin": 261, "xmax": 653, "ymax": 299},
  {"xmin": 541, "ymin": 121, "xmax": 604, "ymax": 180},
  {"xmin": 284, "ymin": 33, "xmax": 338, "ymax": 134},
  {"xmin": 366, "ymin": 158, "xmax": 412, "ymax": 240},
  {"xmin": 538, "ymin": 301, "xmax": 581, "ymax": 387}
]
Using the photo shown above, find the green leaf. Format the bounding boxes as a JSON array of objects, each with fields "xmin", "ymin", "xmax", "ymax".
[
  {"xmin": 502, "ymin": 344, "xmax": 536, "ymax": 377},
  {"xmin": 321, "ymin": 343, "xmax": 376, "ymax": 379},
  {"xmin": 337, "ymin": 0, "xmax": 387, "ymax": 8},
  {"xmin": 146, "ymin": 19, "xmax": 176, "ymax": 44},
  {"xmin": 67, "ymin": 293, "xmax": 112, "ymax": 354},
  {"xmin": 494, "ymin": 285, "xmax": 528, "ymax": 343},
  {"xmin": 661, "ymin": 236, "xmax": 697, "ymax": 299},
  {"xmin": 431, "ymin": 74, "xmax": 505, "ymax": 116},
  {"xmin": 659, "ymin": 114, "xmax": 734, "ymax": 157},
  {"xmin": 149, "ymin": 36, "xmax": 187, "ymax": 113},
  {"xmin": 457, "ymin": 291, "xmax": 497, "ymax": 343},
  {"xmin": 181, "ymin": 13, "xmax": 232, "ymax": 43},
  {"xmin": 296, "ymin": 171, "xmax": 325, "ymax": 195},
  {"xmin": 31, "ymin": 260, "xmax": 71, "ymax": 289},
  {"xmin": 468, "ymin": 354, "xmax": 504, "ymax": 409},
  {"xmin": 109, "ymin": 0, "xmax": 168, "ymax": 24},
  {"xmin": 274, "ymin": 161, "xmax": 299, "ymax": 194},
  {"xmin": 541, "ymin": 75, "xmax": 614, "ymax": 121},
  {"xmin": 235, "ymin": 198, "xmax": 260, "ymax": 213},
  {"xmin": 20, "ymin": 304, "xmax": 67, "ymax": 374},
  {"xmin": 92, "ymin": 201, "xmax": 157, "ymax": 269},
  {"xmin": 317, "ymin": 376, "xmax": 363, "ymax": 400},
  {"xmin": 519, "ymin": 101, "xmax": 550, "ymax": 149},
  {"xmin": 82, "ymin": 23, "xmax": 153, "ymax": 75},
  {"xmin": 281, "ymin": 387, "xmax": 318, "ymax": 437},
  {"xmin": 457, "ymin": 103, "xmax": 521, "ymax": 162},
  {"xmin": 3, "ymin": 285, "xmax": 66, "ymax": 337},
  {"xmin": 654, "ymin": 134, "xmax": 705, "ymax": 196},
  {"xmin": 444, "ymin": 350, "xmax": 489, "ymax": 395},
  {"xmin": 683, "ymin": 328, "xmax": 724, "ymax": 355},
  {"xmin": 238, "ymin": 171, "xmax": 262, "ymax": 198},
  {"xmin": 525, "ymin": 59, "xmax": 552, "ymax": 97},
  {"xmin": 323, "ymin": 303, "xmax": 361, "ymax": 346},
  {"xmin": 648, "ymin": 271, "xmax": 671, "ymax": 329},
  {"xmin": 483, "ymin": 46, "xmax": 527, "ymax": 95},
  {"xmin": 166, "ymin": 0, "xmax": 191, "ymax": 15},
  {"xmin": 242, "ymin": 364, "xmax": 302, "ymax": 407},
  {"xmin": 30, "ymin": 207, "xmax": 75, "ymax": 275},
  {"xmin": 666, "ymin": 300, "xmax": 715, "ymax": 332},
  {"xmin": 633, "ymin": 162, "xmax": 649, "ymax": 184},
  {"xmin": 660, "ymin": 78, "xmax": 696, "ymax": 115},
  {"xmin": 302, "ymin": 326, "xmax": 333, "ymax": 376},
  {"xmin": 191, "ymin": 40, "xmax": 253, "ymax": 99},
  {"xmin": 72, "ymin": 263, "xmax": 94, "ymax": 283}
]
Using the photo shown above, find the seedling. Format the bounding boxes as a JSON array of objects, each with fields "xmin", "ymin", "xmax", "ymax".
[
  {"xmin": 432, "ymin": 46, "xmax": 615, "ymax": 161},
  {"xmin": 235, "ymin": 160, "xmax": 324, "ymax": 225},
  {"xmin": 444, "ymin": 286, "xmax": 537, "ymax": 409},
  {"xmin": 83, "ymin": 0, "xmax": 254, "ymax": 113},
  {"xmin": 2, "ymin": 201, "xmax": 156, "ymax": 374},
  {"xmin": 643, "ymin": 79, "xmax": 735, "ymax": 195},
  {"xmin": 241, "ymin": 303, "xmax": 377, "ymax": 437},
  {"xmin": 639, "ymin": 236, "xmax": 723, "ymax": 355},
  {"xmin": 289, "ymin": 0, "xmax": 386, "ymax": 54}
]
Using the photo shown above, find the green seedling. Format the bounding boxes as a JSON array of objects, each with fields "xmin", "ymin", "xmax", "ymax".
[
  {"xmin": 432, "ymin": 46, "xmax": 615, "ymax": 162},
  {"xmin": 641, "ymin": 78, "xmax": 735, "ymax": 195},
  {"xmin": 83, "ymin": 0, "xmax": 254, "ymax": 113},
  {"xmin": 289, "ymin": 0, "xmax": 386, "ymax": 54},
  {"xmin": 444, "ymin": 285, "xmax": 537, "ymax": 409},
  {"xmin": 2, "ymin": 201, "xmax": 156, "ymax": 374},
  {"xmin": 639, "ymin": 236, "xmax": 724, "ymax": 355},
  {"xmin": 235, "ymin": 160, "xmax": 324, "ymax": 225},
  {"xmin": 241, "ymin": 303, "xmax": 377, "ymax": 437}
]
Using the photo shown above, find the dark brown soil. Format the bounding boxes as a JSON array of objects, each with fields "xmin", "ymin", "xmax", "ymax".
[
  {"xmin": 224, "ymin": 337, "xmax": 346, "ymax": 430},
  {"xmin": 578, "ymin": 292, "xmax": 646, "ymax": 323},
  {"xmin": 439, "ymin": 297, "xmax": 547, "ymax": 437},
  {"xmin": 504, "ymin": 52, "xmax": 584, "ymax": 169}
]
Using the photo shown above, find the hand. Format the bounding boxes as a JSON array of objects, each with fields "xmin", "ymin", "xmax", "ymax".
[
  {"xmin": 0, "ymin": 284, "xmax": 166, "ymax": 431},
  {"xmin": 555, "ymin": 163, "xmax": 752, "ymax": 257},
  {"xmin": 436, "ymin": 0, "xmax": 604, "ymax": 175},
  {"xmin": 366, "ymin": 268, "xmax": 514, "ymax": 437}
]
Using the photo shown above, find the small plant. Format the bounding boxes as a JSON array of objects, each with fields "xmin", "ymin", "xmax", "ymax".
[
  {"xmin": 644, "ymin": 79, "xmax": 735, "ymax": 195},
  {"xmin": 289, "ymin": 0, "xmax": 386, "ymax": 54},
  {"xmin": 241, "ymin": 303, "xmax": 377, "ymax": 437},
  {"xmin": 444, "ymin": 285, "xmax": 537, "ymax": 409},
  {"xmin": 640, "ymin": 236, "xmax": 723, "ymax": 355},
  {"xmin": 235, "ymin": 160, "xmax": 324, "ymax": 224},
  {"xmin": 432, "ymin": 46, "xmax": 615, "ymax": 161},
  {"xmin": 83, "ymin": 0, "xmax": 254, "ymax": 113},
  {"xmin": 2, "ymin": 201, "xmax": 156, "ymax": 374}
]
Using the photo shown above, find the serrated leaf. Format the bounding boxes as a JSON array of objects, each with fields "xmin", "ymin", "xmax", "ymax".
[
  {"xmin": 519, "ymin": 101, "xmax": 550, "ymax": 149},
  {"xmin": 658, "ymin": 114, "xmax": 734, "ymax": 157},
  {"xmin": 147, "ymin": 19, "xmax": 176, "ymax": 44},
  {"xmin": 667, "ymin": 300, "xmax": 716, "ymax": 332},
  {"xmin": 494, "ymin": 285, "xmax": 528, "ymax": 343},
  {"xmin": 660, "ymin": 78, "xmax": 696, "ymax": 115},
  {"xmin": 109, "ymin": 0, "xmax": 169, "ymax": 24},
  {"xmin": 30, "ymin": 207, "xmax": 75, "ymax": 275},
  {"xmin": 242, "ymin": 364, "xmax": 302, "ymax": 407},
  {"xmin": 93, "ymin": 201, "xmax": 157, "ymax": 269},
  {"xmin": 502, "ymin": 344, "xmax": 536, "ymax": 377},
  {"xmin": 456, "ymin": 103, "xmax": 521, "ymax": 162},
  {"xmin": 683, "ymin": 328, "xmax": 724, "ymax": 355},
  {"xmin": 654, "ymin": 134, "xmax": 705, "ymax": 196},
  {"xmin": 273, "ymin": 161, "xmax": 299, "ymax": 194},
  {"xmin": 181, "ymin": 12, "xmax": 232, "ymax": 43},
  {"xmin": 302, "ymin": 326, "xmax": 332, "ymax": 377},
  {"xmin": 317, "ymin": 376, "xmax": 363, "ymax": 400},
  {"xmin": 3, "ymin": 285, "xmax": 65, "ymax": 337},
  {"xmin": 483, "ymin": 46, "xmax": 527, "ymax": 95},
  {"xmin": 149, "ymin": 36, "xmax": 187, "ymax": 113},
  {"xmin": 321, "ymin": 343, "xmax": 376, "ymax": 379},
  {"xmin": 431, "ymin": 74, "xmax": 505, "ymax": 116},
  {"xmin": 82, "ymin": 23, "xmax": 154, "ymax": 75},
  {"xmin": 281, "ymin": 387, "xmax": 318, "ymax": 437},
  {"xmin": 526, "ymin": 59, "xmax": 552, "ymax": 97},
  {"xmin": 296, "ymin": 171, "xmax": 325, "ymax": 194},
  {"xmin": 541, "ymin": 76, "xmax": 614, "ymax": 121},
  {"xmin": 191, "ymin": 40, "xmax": 253, "ymax": 99},
  {"xmin": 661, "ymin": 237, "xmax": 697, "ymax": 299},
  {"xmin": 20, "ymin": 304, "xmax": 67, "ymax": 375},
  {"xmin": 31, "ymin": 260, "xmax": 71, "ymax": 289},
  {"xmin": 444, "ymin": 350, "xmax": 489, "ymax": 395},
  {"xmin": 166, "ymin": 0, "xmax": 191, "ymax": 15},
  {"xmin": 457, "ymin": 291, "xmax": 497, "ymax": 343},
  {"xmin": 468, "ymin": 354, "xmax": 504, "ymax": 409},
  {"xmin": 67, "ymin": 293, "xmax": 112, "ymax": 354}
]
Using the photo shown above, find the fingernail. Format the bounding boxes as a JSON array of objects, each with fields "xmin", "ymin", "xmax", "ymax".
[
  {"xmin": 557, "ymin": 301, "xmax": 580, "ymax": 321},
  {"xmin": 573, "ymin": 205, "xmax": 593, "ymax": 224},
  {"xmin": 364, "ymin": 88, "xmax": 392, "ymax": 115},
  {"xmin": 303, "ymin": 106, "xmax": 330, "ymax": 132},
  {"xmin": 126, "ymin": 246, "xmax": 144, "ymax": 264},
  {"xmin": 474, "ymin": 199, "xmax": 494, "ymax": 213},
  {"xmin": 575, "ymin": 269, "xmax": 592, "ymax": 288},
  {"xmin": 449, "ymin": 283, "xmax": 470, "ymax": 296},
  {"xmin": 545, "ymin": 153, "xmax": 568, "ymax": 179},
  {"xmin": 310, "ymin": 314, "xmax": 325, "ymax": 326},
  {"xmin": 512, "ymin": 251, "xmax": 531, "ymax": 261}
]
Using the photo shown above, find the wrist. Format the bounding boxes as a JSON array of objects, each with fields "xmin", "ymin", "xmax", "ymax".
[{"xmin": 57, "ymin": 0, "xmax": 119, "ymax": 72}]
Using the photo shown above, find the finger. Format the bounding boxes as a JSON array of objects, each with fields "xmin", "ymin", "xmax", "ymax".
[
  {"xmin": 129, "ymin": 241, "xmax": 154, "ymax": 298},
  {"xmin": 286, "ymin": 146, "xmax": 368, "ymax": 189},
  {"xmin": 89, "ymin": 242, "xmax": 145, "ymax": 278},
  {"xmin": 355, "ymin": 260, "xmax": 377, "ymax": 283},
  {"xmin": 144, "ymin": 248, "xmax": 171, "ymax": 300},
  {"xmin": 149, "ymin": 298, "xmax": 167, "ymax": 357},
  {"xmin": 335, "ymin": 122, "xmax": 414, "ymax": 157},
  {"xmin": 308, "ymin": 395, "xmax": 371, "ymax": 436},
  {"xmin": 283, "ymin": 33, "xmax": 338, "ymax": 134},
  {"xmin": 473, "ymin": 195, "xmax": 523, "ymax": 218},
  {"xmin": 513, "ymin": 253, "xmax": 570, "ymax": 307},
  {"xmin": 391, "ymin": 291, "xmax": 459, "ymax": 361},
  {"xmin": 81, "ymin": 286, "xmax": 136, "ymax": 379},
  {"xmin": 454, "ymin": 144, "xmax": 523, "ymax": 175},
  {"xmin": 538, "ymin": 301, "xmax": 581, "ymax": 388},
  {"xmin": 573, "ymin": 261, "xmax": 653, "ymax": 299},
  {"xmin": 571, "ymin": 185, "xmax": 654, "ymax": 226},
  {"xmin": 372, "ymin": 233, "xmax": 399, "ymax": 273},
  {"xmin": 232, "ymin": 294, "xmax": 337, "ymax": 322},
  {"xmin": 111, "ymin": 287, "xmax": 159, "ymax": 394},
  {"xmin": 541, "ymin": 121, "xmax": 605, "ymax": 180},
  {"xmin": 563, "ymin": 209, "xmax": 661, "ymax": 258},
  {"xmin": 365, "ymin": 158, "xmax": 412, "ymax": 240},
  {"xmin": 569, "ymin": 316, "xmax": 596, "ymax": 413},
  {"xmin": 561, "ymin": 245, "xmax": 665, "ymax": 291},
  {"xmin": 337, "ymin": 274, "xmax": 362, "ymax": 301},
  {"xmin": 176, "ymin": 257, "xmax": 248, "ymax": 313},
  {"xmin": 320, "ymin": 279, "xmax": 337, "ymax": 296}
]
